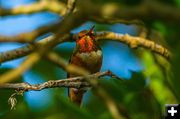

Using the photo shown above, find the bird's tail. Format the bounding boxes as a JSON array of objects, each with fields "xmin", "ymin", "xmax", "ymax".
[{"xmin": 68, "ymin": 88, "xmax": 85, "ymax": 106}]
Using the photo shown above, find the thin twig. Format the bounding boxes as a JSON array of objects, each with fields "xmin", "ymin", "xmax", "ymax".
[{"xmin": 8, "ymin": 90, "xmax": 24, "ymax": 110}]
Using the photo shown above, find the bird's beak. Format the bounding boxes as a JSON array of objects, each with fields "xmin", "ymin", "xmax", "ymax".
[{"xmin": 88, "ymin": 25, "xmax": 95, "ymax": 34}]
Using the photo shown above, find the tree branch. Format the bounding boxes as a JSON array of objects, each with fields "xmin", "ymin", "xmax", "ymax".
[
  {"xmin": 0, "ymin": 25, "xmax": 59, "ymax": 43},
  {"xmin": 66, "ymin": 0, "xmax": 77, "ymax": 15},
  {"xmin": 0, "ymin": 71, "xmax": 121, "ymax": 90},
  {"xmin": 88, "ymin": 0, "xmax": 180, "ymax": 25},
  {"xmin": 0, "ymin": 0, "xmax": 88, "ymax": 83},
  {"xmin": 46, "ymin": 52, "xmax": 89, "ymax": 75},
  {"xmin": 0, "ymin": 9, "xmax": 87, "ymax": 83},
  {"xmin": 1, "ymin": 0, "xmax": 180, "ymax": 26},
  {"xmin": 96, "ymin": 31, "xmax": 171, "ymax": 59},
  {"xmin": 0, "ymin": 31, "xmax": 171, "ymax": 64},
  {"xmin": 1, "ymin": 70, "xmax": 127, "ymax": 119},
  {"xmin": 0, "ymin": 34, "xmax": 71, "ymax": 63},
  {"xmin": 0, "ymin": 0, "xmax": 77, "ymax": 43},
  {"xmin": 0, "ymin": 0, "xmax": 67, "ymax": 16},
  {"xmin": 0, "ymin": 52, "xmax": 41, "ymax": 84}
]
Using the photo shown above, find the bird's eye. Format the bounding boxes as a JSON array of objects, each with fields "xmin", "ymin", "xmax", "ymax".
[
  {"xmin": 92, "ymin": 32, "xmax": 95, "ymax": 36},
  {"xmin": 88, "ymin": 31, "xmax": 95, "ymax": 36},
  {"xmin": 90, "ymin": 31, "xmax": 95, "ymax": 36}
]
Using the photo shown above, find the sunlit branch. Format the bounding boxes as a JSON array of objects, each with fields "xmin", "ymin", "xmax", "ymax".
[
  {"xmin": 0, "ymin": 9, "xmax": 86, "ymax": 83},
  {"xmin": 0, "ymin": 31, "xmax": 170, "ymax": 64},
  {"xmin": 96, "ymin": 31, "xmax": 171, "ymax": 59},
  {"xmin": 0, "ymin": 0, "xmax": 67, "ymax": 16},
  {"xmin": 46, "ymin": 52, "xmax": 89, "ymax": 75},
  {"xmin": 87, "ymin": 0, "xmax": 180, "ymax": 25},
  {"xmin": 0, "ymin": 0, "xmax": 78, "ymax": 43},
  {"xmin": 1, "ymin": 0, "xmax": 179, "ymax": 26},
  {"xmin": 0, "ymin": 34, "xmax": 71, "ymax": 63},
  {"xmin": 0, "ymin": 53, "xmax": 41, "ymax": 84},
  {"xmin": 66, "ymin": 0, "xmax": 77, "ymax": 15},
  {"xmin": 0, "ymin": 25, "xmax": 58, "ymax": 43},
  {"xmin": 0, "ymin": 0, "xmax": 85, "ymax": 84}
]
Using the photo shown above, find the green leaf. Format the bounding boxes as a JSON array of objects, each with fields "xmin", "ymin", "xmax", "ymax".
[{"xmin": 52, "ymin": 94, "xmax": 94, "ymax": 119}]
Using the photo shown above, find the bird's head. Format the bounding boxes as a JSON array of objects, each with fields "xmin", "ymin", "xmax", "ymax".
[
  {"xmin": 76, "ymin": 26, "xmax": 97, "ymax": 52},
  {"xmin": 77, "ymin": 25, "xmax": 95, "ymax": 40}
]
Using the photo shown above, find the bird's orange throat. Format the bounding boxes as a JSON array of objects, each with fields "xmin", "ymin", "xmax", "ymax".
[
  {"xmin": 75, "ymin": 35, "xmax": 102, "ymax": 73},
  {"xmin": 77, "ymin": 36, "xmax": 96, "ymax": 53}
]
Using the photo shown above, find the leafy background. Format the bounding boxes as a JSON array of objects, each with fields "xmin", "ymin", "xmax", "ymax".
[{"xmin": 0, "ymin": 0, "xmax": 179, "ymax": 119}]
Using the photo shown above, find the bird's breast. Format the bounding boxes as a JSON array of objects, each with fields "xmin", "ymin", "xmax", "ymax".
[{"xmin": 75, "ymin": 50, "xmax": 102, "ymax": 73}]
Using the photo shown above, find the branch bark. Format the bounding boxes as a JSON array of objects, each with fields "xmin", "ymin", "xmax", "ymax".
[
  {"xmin": 0, "ymin": 31, "xmax": 171, "ymax": 64},
  {"xmin": 1, "ymin": 0, "xmax": 180, "ymax": 25},
  {"xmin": 66, "ymin": 0, "xmax": 77, "ymax": 15},
  {"xmin": 88, "ymin": 0, "xmax": 180, "ymax": 25},
  {"xmin": 96, "ymin": 31, "xmax": 171, "ymax": 59},
  {"xmin": 0, "ymin": 34, "xmax": 71, "ymax": 63},
  {"xmin": 0, "ymin": 25, "xmax": 59, "ymax": 43},
  {"xmin": 0, "ymin": 71, "xmax": 121, "ymax": 90},
  {"xmin": 0, "ymin": 0, "xmax": 67, "ymax": 16}
]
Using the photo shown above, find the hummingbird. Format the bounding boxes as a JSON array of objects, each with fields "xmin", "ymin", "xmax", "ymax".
[{"xmin": 68, "ymin": 26, "xmax": 103, "ymax": 106}]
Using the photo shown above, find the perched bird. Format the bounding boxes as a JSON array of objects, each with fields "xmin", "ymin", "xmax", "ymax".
[{"xmin": 68, "ymin": 26, "xmax": 103, "ymax": 106}]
